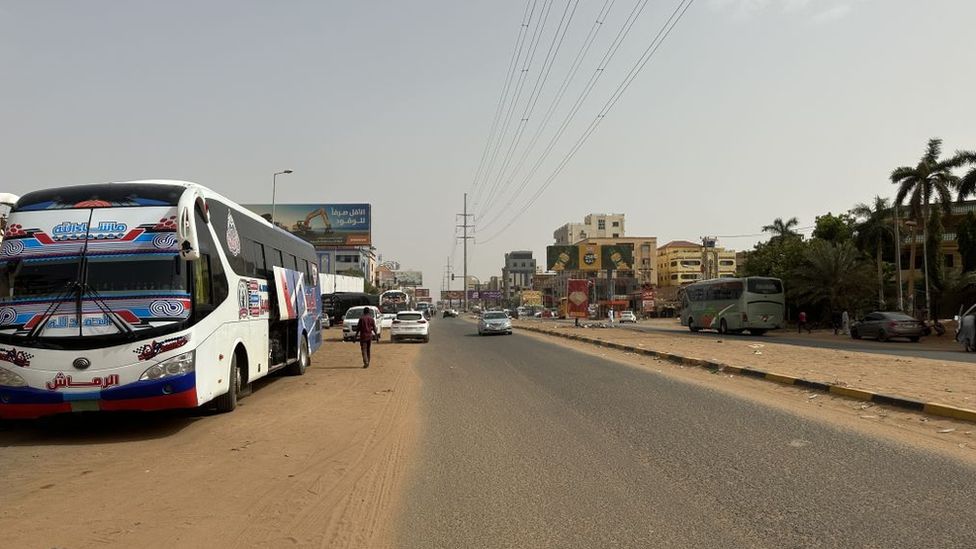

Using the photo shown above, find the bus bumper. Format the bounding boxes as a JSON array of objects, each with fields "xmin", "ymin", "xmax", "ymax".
[{"xmin": 0, "ymin": 372, "xmax": 197, "ymax": 419}]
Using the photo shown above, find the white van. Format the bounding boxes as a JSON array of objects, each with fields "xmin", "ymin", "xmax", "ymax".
[{"xmin": 342, "ymin": 306, "xmax": 382, "ymax": 342}]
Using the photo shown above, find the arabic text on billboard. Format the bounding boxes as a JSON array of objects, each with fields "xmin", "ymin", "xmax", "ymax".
[
  {"xmin": 242, "ymin": 204, "xmax": 371, "ymax": 248},
  {"xmin": 441, "ymin": 290, "xmax": 464, "ymax": 300},
  {"xmin": 415, "ymin": 288, "xmax": 430, "ymax": 298}
]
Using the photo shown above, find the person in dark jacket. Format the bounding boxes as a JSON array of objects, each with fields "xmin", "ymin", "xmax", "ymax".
[{"xmin": 356, "ymin": 307, "xmax": 378, "ymax": 368}]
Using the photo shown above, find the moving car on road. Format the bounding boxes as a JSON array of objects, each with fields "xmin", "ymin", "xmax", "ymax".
[
  {"xmin": 850, "ymin": 312, "xmax": 925, "ymax": 342},
  {"xmin": 342, "ymin": 306, "xmax": 381, "ymax": 342},
  {"xmin": 619, "ymin": 310, "xmax": 637, "ymax": 323},
  {"xmin": 478, "ymin": 311, "xmax": 512, "ymax": 336},
  {"xmin": 442, "ymin": 309, "xmax": 458, "ymax": 318},
  {"xmin": 391, "ymin": 310, "xmax": 429, "ymax": 343}
]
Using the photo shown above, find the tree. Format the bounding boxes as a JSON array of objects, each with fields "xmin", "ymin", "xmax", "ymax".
[
  {"xmin": 926, "ymin": 207, "xmax": 945, "ymax": 314},
  {"xmin": 956, "ymin": 212, "xmax": 976, "ymax": 271},
  {"xmin": 851, "ymin": 196, "xmax": 892, "ymax": 309},
  {"xmin": 790, "ymin": 240, "xmax": 875, "ymax": 313},
  {"xmin": 951, "ymin": 150, "xmax": 976, "ymax": 199},
  {"xmin": 761, "ymin": 217, "xmax": 800, "ymax": 241},
  {"xmin": 812, "ymin": 212, "xmax": 855, "ymax": 244},
  {"xmin": 891, "ymin": 138, "xmax": 960, "ymax": 317}
]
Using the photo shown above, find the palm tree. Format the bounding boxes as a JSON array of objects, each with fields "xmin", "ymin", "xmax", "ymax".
[
  {"xmin": 890, "ymin": 138, "xmax": 960, "ymax": 318},
  {"xmin": 955, "ymin": 150, "xmax": 976, "ymax": 199},
  {"xmin": 791, "ymin": 240, "xmax": 874, "ymax": 313},
  {"xmin": 851, "ymin": 196, "xmax": 892, "ymax": 309},
  {"xmin": 762, "ymin": 217, "xmax": 800, "ymax": 241}
]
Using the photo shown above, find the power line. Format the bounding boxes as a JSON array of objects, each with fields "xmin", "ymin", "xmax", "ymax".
[
  {"xmin": 479, "ymin": 0, "xmax": 696, "ymax": 243},
  {"xmin": 469, "ymin": 0, "xmax": 538, "ymax": 206},
  {"xmin": 474, "ymin": 0, "xmax": 553, "ymax": 210},
  {"xmin": 478, "ymin": 0, "xmax": 581, "ymax": 217},
  {"xmin": 478, "ymin": 0, "xmax": 651, "ymax": 230},
  {"xmin": 478, "ymin": 0, "xmax": 616, "ymax": 221}
]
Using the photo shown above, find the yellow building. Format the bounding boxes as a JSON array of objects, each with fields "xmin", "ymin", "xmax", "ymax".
[{"xmin": 657, "ymin": 240, "xmax": 736, "ymax": 287}]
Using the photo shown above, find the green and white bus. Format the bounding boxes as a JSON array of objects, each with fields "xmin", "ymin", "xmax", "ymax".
[{"xmin": 678, "ymin": 277, "xmax": 784, "ymax": 335}]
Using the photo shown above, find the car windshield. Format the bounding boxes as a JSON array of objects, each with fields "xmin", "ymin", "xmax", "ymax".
[
  {"xmin": 398, "ymin": 312, "xmax": 423, "ymax": 321},
  {"xmin": 484, "ymin": 312, "xmax": 508, "ymax": 320},
  {"xmin": 345, "ymin": 308, "xmax": 365, "ymax": 320}
]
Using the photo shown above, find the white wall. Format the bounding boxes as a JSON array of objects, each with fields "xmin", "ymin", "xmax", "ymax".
[{"xmin": 319, "ymin": 274, "xmax": 365, "ymax": 294}]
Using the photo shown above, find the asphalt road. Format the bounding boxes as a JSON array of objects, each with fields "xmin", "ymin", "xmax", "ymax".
[
  {"xmin": 547, "ymin": 318, "xmax": 976, "ymax": 363},
  {"xmin": 396, "ymin": 318, "xmax": 976, "ymax": 548}
]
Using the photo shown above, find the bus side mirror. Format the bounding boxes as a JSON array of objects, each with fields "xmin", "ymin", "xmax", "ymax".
[{"xmin": 176, "ymin": 187, "xmax": 208, "ymax": 261}]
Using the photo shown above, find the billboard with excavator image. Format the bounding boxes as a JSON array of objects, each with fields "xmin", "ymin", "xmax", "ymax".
[{"xmin": 242, "ymin": 204, "xmax": 371, "ymax": 247}]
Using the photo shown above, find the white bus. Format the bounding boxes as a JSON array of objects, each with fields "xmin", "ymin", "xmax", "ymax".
[
  {"xmin": 0, "ymin": 180, "xmax": 322, "ymax": 419},
  {"xmin": 679, "ymin": 277, "xmax": 785, "ymax": 335}
]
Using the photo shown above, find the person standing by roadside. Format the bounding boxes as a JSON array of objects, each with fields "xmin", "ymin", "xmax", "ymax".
[
  {"xmin": 356, "ymin": 307, "xmax": 378, "ymax": 368},
  {"xmin": 798, "ymin": 310, "xmax": 811, "ymax": 334},
  {"xmin": 842, "ymin": 310, "xmax": 850, "ymax": 335}
]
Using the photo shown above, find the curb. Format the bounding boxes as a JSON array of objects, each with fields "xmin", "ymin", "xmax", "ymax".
[{"xmin": 516, "ymin": 324, "xmax": 976, "ymax": 425}]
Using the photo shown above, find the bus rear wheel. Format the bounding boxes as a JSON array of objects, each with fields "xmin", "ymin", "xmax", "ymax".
[
  {"xmin": 287, "ymin": 335, "xmax": 310, "ymax": 376},
  {"xmin": 215, "ymin": 353, "xmax": 241, "ymax": 413}
]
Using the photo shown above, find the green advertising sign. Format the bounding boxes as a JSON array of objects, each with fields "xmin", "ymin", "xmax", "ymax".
[
  {"xmin": 547, "ymin": 245, "xmax": 579, "ymax": 271},
  {"xmin": 601, "ymin": 244, "xmax": 634, "ymax": 271}
]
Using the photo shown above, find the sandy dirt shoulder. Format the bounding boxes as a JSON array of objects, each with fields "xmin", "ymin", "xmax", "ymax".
[
  {"xmin": 513, "ymin": 321, "xmax": 976, "ymax": 464},
  {"xmin": 0, "ymin": 331, "xmax": 421, "ymax": 549}
]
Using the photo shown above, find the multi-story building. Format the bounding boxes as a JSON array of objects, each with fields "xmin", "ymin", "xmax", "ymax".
[
  {"xmin": 553, "ymin": 213, "xmax": 626, "ymax": 244},
  {"xmin": 318, "ymin": 246, "xmax": 377, "ymax": 279},
  {"xmin": 575, "ymin": 237, "xmax": 658, "ymax": 286},
  {"xmin": 656, "ymin": 240, "xmax": 736, "ymax": 287},
  {"xmin": 502, "ymin": 251, "xmax": 537, "ymax": 299}
]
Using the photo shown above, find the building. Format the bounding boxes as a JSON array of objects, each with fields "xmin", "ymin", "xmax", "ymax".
[
  {"xmin": 575, "ymin": 237, "xmax": 658, "ymax": 286},
  {"xmin": 656, "ymin": 240, "xmax": 737, "ymax": 287},
  {"xmin": 318, "ymin": 246, "xmax": 377, "ymax": 279},
  {"xmin": 502, "ymin": 251, "xmax": 537, "ymax": 299},
  {"xmin": 553, "ymin": 213, "xmax": 626, "ymax": 245},
  {"xmin": 487, "ymin": 275, "xmax": 503, "ymax": 291}
]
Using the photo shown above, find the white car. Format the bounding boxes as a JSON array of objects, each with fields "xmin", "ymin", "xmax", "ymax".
[
  {"xmin": 479, "ymin": 311, "xmax": 513, "ymax": 335},
  {"xmin": 342, "ymin": 306, "xmax": 382, "ymax": 342},
  {"xmin": 380, "ymin": 312, "xmax": 395, "ymax": 330},
  {"xmin": 619, "ymin": 310, "xmax": 638, "ymax": 323},
  {"xmin": 391, "ymin": 310, "xmax": 430, "ymax": 343}
]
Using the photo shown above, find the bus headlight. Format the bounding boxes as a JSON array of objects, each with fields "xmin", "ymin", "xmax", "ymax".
[
  {"xmin": 140, "ymin": 351, "xmax": 195, "ymax": 381},
  {"xmin": 0, "ymin": 368, "xmax": 27, "ymax": 387}
]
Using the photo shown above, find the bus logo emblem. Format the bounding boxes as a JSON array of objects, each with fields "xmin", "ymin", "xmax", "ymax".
[{"xmin": 73, "ymin": 357, "xmax": 91, "ymax": 370}]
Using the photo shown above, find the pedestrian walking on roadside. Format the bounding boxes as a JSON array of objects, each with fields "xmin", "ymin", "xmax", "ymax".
[
  {"xmin": 798, "ymin": 310, "xmax": 811, "ymax": 334},
  {"xmin": 608, "ymin": 308, "xmax": 615, "ymax": 326},
  {"xmin": 842, "ymin": 310, "xmax": 850, "ymax": 335},
  {"xmin": 831, "ymin": 310, "xmax": 842, "ymax": 335},
  {"xmin": 356, "ymin": 307, "xmax": 378, "ymax": 368}
]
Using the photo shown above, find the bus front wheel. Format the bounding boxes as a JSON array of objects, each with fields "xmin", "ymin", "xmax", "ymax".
[{"xmin": 215, "ymin": 353, "xmax": 241, "ymax": 413}]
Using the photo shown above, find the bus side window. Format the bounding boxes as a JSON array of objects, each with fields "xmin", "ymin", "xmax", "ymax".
[
  {"xmin": 289, "ymin": 254, "xmax": 298, "ymax": 272},
  {"xmin": 266, "ymin": 248, "xmax": 283, "ymax": 270},
  {"xmin": 252, "ymin": 241, "xmax": 267, "ymax": 278},
  {"xmin": 241, "ymin": 238, "xmax": 256, "ymax": 276},
  {"xmin": 303, "ymin": 259, "xmax": 312, "ymax": 285}
]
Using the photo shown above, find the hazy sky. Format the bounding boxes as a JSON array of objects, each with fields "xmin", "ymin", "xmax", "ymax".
[{"xmin": 3, "ymin": 1, "xmax": 974, "ymax": 290}]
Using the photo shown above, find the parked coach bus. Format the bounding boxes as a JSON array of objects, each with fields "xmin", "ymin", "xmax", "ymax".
[
  {"xmin": 678, "ymin": 277, "xmax": 784, "ymax": 335},
  {"xmin": 0, "ymin": 180, "xmax": 322, "ymax": 419}
]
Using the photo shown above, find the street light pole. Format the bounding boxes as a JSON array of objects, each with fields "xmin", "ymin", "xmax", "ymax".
[
  {"xmin": 894, "ymin": 204, "xmax": 903, "ymax": 311},
  {"xmin": 271, "ymin": 169, "xmax": 293, "ymax": 224}
]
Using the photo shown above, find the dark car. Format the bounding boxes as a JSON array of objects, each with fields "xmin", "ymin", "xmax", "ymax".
[{"xmin": 850, "ymin": 312, "xmax": 925, "ymax": 342}]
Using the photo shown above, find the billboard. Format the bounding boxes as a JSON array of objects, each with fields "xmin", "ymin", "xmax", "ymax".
[
  {"xmin": 441, "ymin": 290, "xmax": 464, "ymax": 300},
  {"xmin": 243, "ymin": 203, "xmax": 371, "ymax": 248},
  {"xmin": 567, "ymin": 279, "xmax": 590, "ymax": 319},
  {"xmin": 602, "ymin": 244, "xmax": 634, "ymax": 270},
  {"xmin": 521, "ymin": 290, "xmax": 543, "ymax": 306},
  {"xmin": 415, "ymin": 288, "xmax": 430, "ymax": 298},
  {"xmin": 479, "ymin": 290, "xmax": 503, "ymax": 300},
  {"xmin": 547, "ymin": 245, "xmax": 579, "ymax": 271},
  {"xmin": 394, "ymin": 271, "xmax": 423, "ymax": 286},
  {"xmin": 547, "ymin": 243, "xmax": 635, "ymax": 272}
]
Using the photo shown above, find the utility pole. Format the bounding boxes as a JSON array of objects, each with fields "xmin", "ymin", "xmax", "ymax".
[{"xmin": 457, "ymin": 193, "xmax": 475, "ymax": 312}]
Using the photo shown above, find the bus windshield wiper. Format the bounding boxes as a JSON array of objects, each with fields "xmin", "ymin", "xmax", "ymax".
[
  {"xmin": 81, "ymin": 284, "xmax": 136, "ymax": 338},
  {"xmin": 25, "ymin": 281, "xmax": 81, "ymax": 341}
]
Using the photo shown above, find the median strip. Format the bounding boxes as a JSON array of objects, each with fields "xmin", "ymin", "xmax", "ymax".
[{"xmin": 516, "ymin": 324, "xmax": 976, "ymax": 425}]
